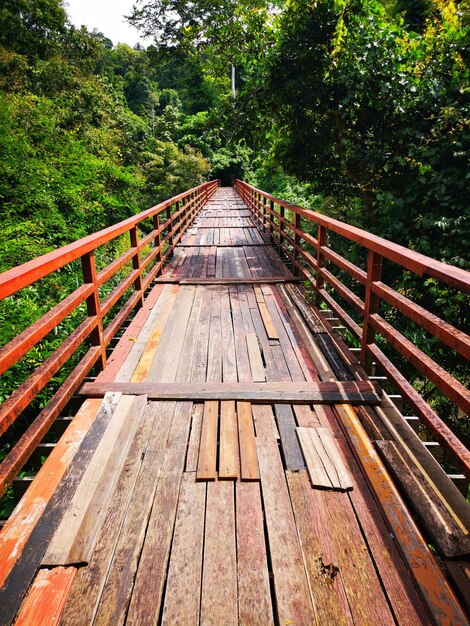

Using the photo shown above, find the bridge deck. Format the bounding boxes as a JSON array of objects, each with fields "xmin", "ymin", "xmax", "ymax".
[{"xmin": 0, "ymin": 188, "xmax": 467, "ymax": 625}]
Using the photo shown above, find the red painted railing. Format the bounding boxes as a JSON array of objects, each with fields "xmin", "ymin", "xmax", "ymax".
[
  {"xmin": 235, "ymin": 179, "xmax": 470, "ymax": 478},
  {"xmin": 0, "ymin": 180, "xmax": 219, "ymax": 498}
]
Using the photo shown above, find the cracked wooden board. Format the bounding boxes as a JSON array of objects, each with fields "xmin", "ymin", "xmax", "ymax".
[{"xmin": 297, "ymin": 426, "xmax": 353, "ymax": 491}]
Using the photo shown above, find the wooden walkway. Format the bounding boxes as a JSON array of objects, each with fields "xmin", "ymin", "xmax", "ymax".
[{"xmin": 0, "ymin": 188, "xmax": 468, "ymax": 625}]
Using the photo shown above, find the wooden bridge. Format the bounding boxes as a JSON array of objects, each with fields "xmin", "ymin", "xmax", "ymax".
[{"xmin": 0, "ymin": 181, "xmax": 469, "ymax": 625}]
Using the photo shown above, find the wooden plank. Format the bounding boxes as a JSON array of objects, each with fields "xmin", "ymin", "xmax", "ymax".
[
  {"xmin": 377, "ymin": 440, "xmax": 470, "ymax": 558},
  {"xmin": 313, "ymin": 407, "xmax": 433, "ymax": 626},
  {"xmin": 293, "ymin": 404, "xmax": 320, "ymax": 428},
  {"xmin": 297, "ymin": 426, "xmax": 353, "ymax": 490},
  {"xmin": 258, "ymin": 301, "xmax": 279, "ymax": 340},
  {"xmin": 161, "ymin": 473, "xmax": 206, "ymax": 626},
  {"xmin": 200, "ymin": 481, "xmax": 238, "ymax": 626},
  {"xmin": 374, "ymin": 394, "xmax": 470, "ymax": 533},
  {"xmin": 236, "ymin": 482, "xmax": 274, "ymax": 626},
  {"xmin": 42, "ymin": 395, "xmax": 147, "ymax": 566},
  {"xmin": 0, "ymin": 394, "xmax": 121, "ymax": 626},
  {"xmin": 284, "ymin": 284, "xmax": 325, "ymax": 333},
  {"xmin": 245, "ymin": 332, "xmax": 266, "ymax": 382},
  {"xmin": 100, "ymin": 401, "xmax": 191, "ymax": 626},
  {"xmin": 314, "ymin": 427, "xmax": 353, "ymax": 490},
  {"xmin": 335, "ymin": 403, "xmax": 468, "ymax": 624},
  {"xmin": 237, "ymin": 401, "xmax": 260, "ymax": 481},
  {"xmin": 229, "ymin": 286, "xmax": 252, "ymax": 382},
  {"xmin": 96, "ymin": 283, "xmax": 165, "ymax": 383},
  {"xmin": 220, "ymin": 288, "xmax": 238, "ymax": 382},
  {"xmin": 0, "ymin": 397, "xmax": 108, "ymax": 590},
  {"xmin": 287, "ymin": 471, "xmax": 352, "ymax": 626},
  {"xmin": 190, "ymin": 287, "xmax": 212, "ymax": 382},
  {"xmin": 197, "ymin": 400, "xmax": 219, "ymax": 481},
  {"xmin": 186, "ymin": 403, "xmax": 204, "ymax": 472},
  {"xmin": 80, "ymin": 380, "xmax": 383, "ymax": 404},
  {"xmin": 15, "ymin": 567, "xmax": 76, "ymax": 626},
  {"xmin": 128, "ymin": 284, "xmax": 179, "ymax": 382},
  {"xmin": 219, "ymin": 400, "xmax": 240, "ymax": 480},
  {"xmin": 153, "ymin": 277, "xmax": 302, "ymax": 284},
  {"xmin": 59, "ymin": 398, "xmax": 160, "ymax": 625},
  {"xmin": 288, "ymin": 471, "xmax": 396, "ymax": 626},
  {"xmin": 207, "ymin": 287, "xmax": 222, "ymax": 382},
  {"xmin": 251, "ymin": 404, "xmax": 280, "ymax": 440},
  {"xmin": 297, "ymin": 427, "xmax": 331, "ymax": 488},
  {"xmin": 256, "ymin": 436, "xmax": 315, "ymax": 625},
  {"xmin": 114, "ymin": 283, "xmax": 177, "ymax": 382},
  {"xmin": 147, "ymin": 286, "xmax": 196, "ymax": 382},
  {"xmin": 175, "ymin": 285, "xmax": 205, "ymax": 382},
  {"xmin": 275, "ymin": 404, "xmax": 305, "ymax": 470},
  {"xmin": 268, "ymin": 286, "xmax": 319, "ymax": 381}
]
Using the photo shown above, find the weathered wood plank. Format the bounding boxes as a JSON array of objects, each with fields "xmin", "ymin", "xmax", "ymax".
[
  {"xmin": 258, "ymin": 301, "xmax": 279, "ymax": 340},
  {"xmin": 86, "ymin": 401, "xmax": 177, "ymax": 625},
  {"xmin": 116, "ymin": 283, "xmax": 177, "ymax": 383},
  {"xmin": 220, "ymin": 289, "xmax": 238, "ymax": 382},
  {"xmin": 256, "ymin": 436, "xmax": 315, "ymax": 625},
  {"xmin": 153, "ymin": 276, "xmax": 302, "ymax": 284},
  {"xmin": 42, "ymin": 395, "xmax": 147, "ymax": 566},
  {"xmin": 275, "ymin": 404, "xmax": 306, "ymax": 470},
  {"xmin": 0, "ymin": 394, "xmax": 121, "ymax": 626},
  {"xmin": 335, "ymin": 403, "xmax": 468, "ymax": 624},
  {"xmin": 287, "ymin": 471, "xmax": 353, "ymax": 626},
  {"xmin": 59, "ymin": 399, "xmax": 159, "ymax": 625},
  {"xmin": 186, "ymin": 403, "xmax": 204, "ymax": 472},
  {"xmin": 0, "ymin": 397, "xmax": 106, "ymax": 590},
  {"xmin": 314, "ymin": 406, "xmax": 432, "ymax": 626},
  {"xmin": 200, "ymin": 481, "xmax": 238, "ymax": 626},
  {"xmin": 161, "ymin": 473, "xmax": 206, "ymax": 626},
  {"xmin": 377, "ymin": 440, "xmax": 470, "ymax": 558},
  {"xmin": 237, "ymin": 401, "xmax": 260, "ymax": 481},
  {"xmin": 374, "ymin": 394, "xmax": 470, "ymax": 533},
  {"xmin": 228, "ymin": 286, "xmax": 252, "ymax": 383},
  {"xmin": 80, "ymin": 380, "xmax": 383, "ymax": 404},
  {"xmin": 251, "ymin": 404, "xmax": 280, "ymax": 440},
  {"xmin": 297, "ymin": 427, "xmax": 353, "ymax": 491},
  {"xmin": 15, "ymin": 567, "xmax": 76, "ymax": 626},
  {"xmin": 288, "ymin": 470, "xmax": 397, "ymax": 626},
  {"xmin": 147, "ymin": 286, "xmax": 196, "ymax": 382},
  {"xmin": 197, "ymin": 400, "xmax": 219, "ymax": 481},
  {"xmin": 236, "ymin": 482, "xmax": 274, "ymax": 626},
  {"xmin": 219, "ymin": 400, "xmax": 240, "ymax": 480},
  {"xmin": 107, "ymin": 401, "xmax": 192, "ymax": 626},
  {"xmin": 296, "ymin": 427, "xmax": 331, "ymax": 487},
  {"xmin": 245, "ymin": 332, "xmax": 266, "ymax": 382},
  {"xmin": 293, "ymin": 404, "xmax": 320, "ymax": 428}
]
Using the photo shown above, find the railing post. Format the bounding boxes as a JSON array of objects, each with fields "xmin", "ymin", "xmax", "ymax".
[
  {"xmin": 361, "ymin": 250, "xmax": 383, "ymax": 370},
  {"xmin": 269, "ymin": 199, "xmax": 275, "ymax": 241},
  {"xmin": 130, "ymin": 226, "xmax": 144, "ymax": 307},
  {"xmin": 81, "ymin": 251, "xmax": 106, "ymax": 371},
  {"xmin": 293, "ymin": 211, "xmax": 301, "ymax": 275},
  {"xmin": 279, "ymin": 205, "xmax": 285, "ymax": 254},
  {"xmin": 153, "ymin": 213, "xmax": 163, "ymax": 276},
  {"xmin": 261, "ymin": 194, "xmax": 266, "ymax": 229},
  {"xmin": 315, "ymin": 224, "xmax": 327, "ymax": 303},
  {"xmin": 167, "ymin": 204, "xmax": 174, "ymax": 250}
]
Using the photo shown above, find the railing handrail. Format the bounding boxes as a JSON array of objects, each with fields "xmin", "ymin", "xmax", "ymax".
[
  {"xmin": 0, "ymin": 180, "xmax": 220, "ymax": 300},
  {"xmin": 235, "ymin": 180, "xmax": 470, "ymax": 293},
  {"xmin": 0, "ymin": 179, "xmax": 220, "ymax": 500},
  {"xmin": 235, "ymin": 178, "xmax": 470, "ymax": 479}
]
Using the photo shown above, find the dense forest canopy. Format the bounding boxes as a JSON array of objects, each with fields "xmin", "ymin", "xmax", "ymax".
[
  {"xmin": 0, "ymin": 0, "xmax": 468, "ymax": 442},
  {"xmin": 1, "ymin": 0, "xmax": 468, "ymax": 267}
]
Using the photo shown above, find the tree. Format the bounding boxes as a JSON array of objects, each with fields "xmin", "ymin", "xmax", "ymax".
[{"xmin": 0, "ymin": 0, "xmax": 67, "ymax": 59}]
